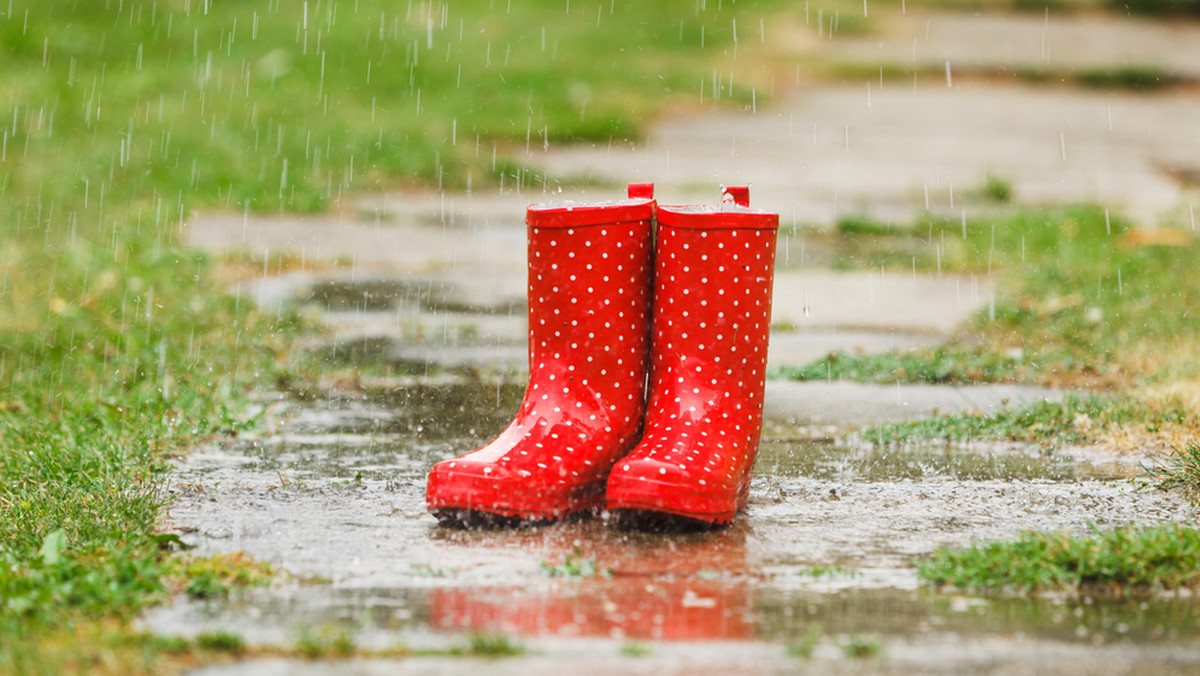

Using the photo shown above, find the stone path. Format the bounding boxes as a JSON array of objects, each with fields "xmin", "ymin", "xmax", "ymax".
[{"xmin": 162, "ymin": 6, "xmax": 1200, "ymax": 674}]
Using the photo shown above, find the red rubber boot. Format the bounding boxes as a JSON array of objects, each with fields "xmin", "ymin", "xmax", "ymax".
[
  {"xmin": 606, "ymin": 186, "xmax": 778, "ymax": 528},
  {"xmin": 426, "ymin": 184, "xmax": 656, "ymax": 526}
]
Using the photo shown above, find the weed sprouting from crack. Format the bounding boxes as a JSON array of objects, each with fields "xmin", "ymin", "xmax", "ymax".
[
  {"xmin": 1143, "ymin": 442, "xmax": 1200, "ymax": 499},
  {"xmin": 540, "ymin": 545, "xmax": 612, "ymax": 579}
]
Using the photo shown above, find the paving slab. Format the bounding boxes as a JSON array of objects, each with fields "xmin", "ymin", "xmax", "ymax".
[
  {"xmin": 825, "ymin": 9, "xmax": 1200, "ymax": 80},
  {"xmin": 520, "ymin": 82, "xmax": 1198, "ymax": 228},
  {"xmin": 763, "ymin": 380, "xmax": 1060, "ymax": 427}
]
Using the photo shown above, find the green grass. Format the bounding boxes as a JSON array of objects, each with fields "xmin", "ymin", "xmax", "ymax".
[
  {"xmin": 782, "ymin": 206, "xmax": 1200, "ymax": 389},
  {"xmin": 173, "ymin": 552, "xmax": 275, "ymax": 600},
  {"xmin": 831, "ymin": 59, "xmax": 1191, "ymax": 94},
  {"xmin": 1110, "ymin": 0, "xmax": 1200, "ymax": 16},
  {"xmin": 1, "ymin": 0, "xmax": 782, "ymax": 215},
  {"xmin": 785, "ymin": 625, "xmax": 823, "ymax": 658},
  {"xmin": 1143, "ymin": 442, "xmax": 1200, "ymax": 499},
  {"xmin": 779, "ymin": 346, "xmax": 1023, "ymax": 385},
  {"xmin": 919, "ymin": 524, "xmax": 1200, "ymax": 593},
  {"xmin": 974, "ymin": 174, "xmax": 1013, "ymax": 203},
  {"xmin": 799, "ymin": 565, "xmax": 860, "ymax": 579},
  {"xmin": 462, "ymin": 634, "xmax": 525, "ymax": 657},
  {"xmin": 841, "ymin": 634, "xmax": 884, "ymax": 658},
  {"xmin": 540, "ymin": 545, "xmax": 610, "ymax": 578},
  {"xmin": 295, "ymin": 626, "xmax": 357, "ymax": 659},
  {"xmin": 195, "ymin": 630, "xmax": 247, "ymax": 654},
  {"xmin": 620, "ymin": 641, "xmax": 653, "ymax": 657},
  {"xmin": 859, "ymin": 394, "xmax": 1196, "ymax": 448}
]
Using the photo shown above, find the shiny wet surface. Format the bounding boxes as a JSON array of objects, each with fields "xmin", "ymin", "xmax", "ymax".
[{"xmin": 147, "ymin": 382, "xmax": 1200, "ymax": 672}]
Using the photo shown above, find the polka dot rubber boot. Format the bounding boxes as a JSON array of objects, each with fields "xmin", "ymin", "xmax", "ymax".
[
  {"xmin": 606, "ymin": 186, "xmax": 778, "ymax": 529},
  {"xmin": 426, "ymin": 184, "xmax": 656, "ymax": 527}
]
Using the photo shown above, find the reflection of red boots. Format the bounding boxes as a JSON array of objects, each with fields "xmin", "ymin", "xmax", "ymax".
[
  {"xmin": 426, "ymin": 185, "xmax": 656, "ymax": 525},
  {"xmin": 426, "ymin": 526, "xmax": 755, "ymax": 640},
  {"xmin": 427, "ymin": 579, "xmax": 753, "ymax": 640},
  {"xmin": 607, "ymin": 188, "xmax": 779, "ymax": 526}
]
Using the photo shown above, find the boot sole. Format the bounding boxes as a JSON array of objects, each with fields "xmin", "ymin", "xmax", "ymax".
[
  {"xmin": 430, "ymin": 503, "xmax": 600, "ymax": 529},
  {"xmin": 427, "ymin": 482, "xmax": 607, "ymax": 528},
  {"xmin": 605, "ymin": 478, "xmax": 750, "ymax": 528},
  {"xmin": 607, "ymin": 506, "xmax": 731, "ymax": 532}
]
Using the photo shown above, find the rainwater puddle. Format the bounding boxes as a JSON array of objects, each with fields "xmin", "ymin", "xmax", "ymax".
[
  {"xmin": 755, "ymin": 438, "xmax": 1134, "ymax": 483},
  {"xmin": 149, "ymin": 381, "xmax": 1200, "ymax": 668},
  {"xmin": 305, "ymin": 278, "xmax": 523, "ymax": 315}
]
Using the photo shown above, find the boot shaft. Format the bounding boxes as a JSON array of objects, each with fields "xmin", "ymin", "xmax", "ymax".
[
  {"xmin": 524, "ymin": 198, "xmax": 656, "ymax": 424},
  {"xmin": 649, "ymin": 198, "xmax": 779, "ymax": 441}
]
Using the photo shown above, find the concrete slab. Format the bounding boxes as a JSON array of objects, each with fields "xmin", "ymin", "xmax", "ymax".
[
  {"xmin": 763, "ymin": 380, "xmax": 1060, "ymax": 427},
  {"xmin": 520, "ymin": 83, "xmax": 1198, "ymax": 228},
  {"xmin": 825, "ymin": 10, "xmax": 1200, "ymax": 81}
]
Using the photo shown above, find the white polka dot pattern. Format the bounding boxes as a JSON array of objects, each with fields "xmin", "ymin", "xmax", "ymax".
[
  {"xmin": 427, "ymin": 204, "xmax": 654, "ymax": 521},
  {"xmin": 606, "ymin": 204, "xmax": 779, "ymax": 526}
]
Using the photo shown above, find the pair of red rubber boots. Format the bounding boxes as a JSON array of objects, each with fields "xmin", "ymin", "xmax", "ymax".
[{"xmin": 425, "ymin": 183, "xmax": 778, "ymax": 528}]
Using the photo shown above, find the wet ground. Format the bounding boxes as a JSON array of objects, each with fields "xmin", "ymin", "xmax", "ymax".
[
  {"xmin": 161, "ymin": 6, "xmax": 1200, "ymax": 673},
  {"xmin": 149, "ymin": 379, "xmax": 1200, "ymax": 674},
  {"xmin": 147, "ymin": 271, "xmax": 1200, "ymax": 673}
]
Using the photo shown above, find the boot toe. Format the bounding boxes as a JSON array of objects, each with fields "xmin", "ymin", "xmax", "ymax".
[
  {"xmin": 427, "ymin": 456, "xmax": 605, "ymax": 522},
  {"xmin": 606, "ymin": 457, "xmax": 741, "ymax": 524}
]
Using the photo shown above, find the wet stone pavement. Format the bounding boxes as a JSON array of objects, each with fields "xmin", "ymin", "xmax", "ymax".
[
  {"xmin": 169, "ymin": 205, "xmax": 1200, "ymax": 676},
  {"xmin": 147, "ymin": 373, "xmax": 1200, "ymax": 674}
]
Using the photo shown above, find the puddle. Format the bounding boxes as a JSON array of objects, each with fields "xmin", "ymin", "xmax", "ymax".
[
  {"xmin": 755, "ymin": 438, "xmax": 1134, "ymax": 483},
  {"xmin": 151, "ymin": 579, "xmax": 1200, "ymax": 648},
  {"xmin": 230, "ymin": 389, "xmax": 1131, "ymax": 486},
  {"xmin": 148, "ymin": 380, "xmax": 1200, "ymax": 666},
  {"xmin": 305, "ymin": 278, "xmax": 523, "ymax": 315}
]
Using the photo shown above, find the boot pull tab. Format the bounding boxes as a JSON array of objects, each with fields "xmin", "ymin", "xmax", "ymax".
[
  {"xmin": 627, "ymin": 182, "xmax": 655, "ymax": 200},
  {"xmin": 721, "ymin": 185, "xmax": 750, "ymax": 208}
]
